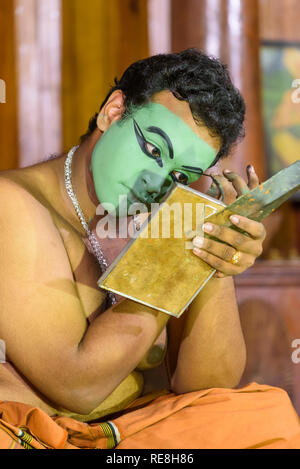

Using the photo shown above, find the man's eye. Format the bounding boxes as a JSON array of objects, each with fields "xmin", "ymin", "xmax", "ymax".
[
  {"xmin": 173, "ymin": 171, "xmax": 189, "ymax": 185},
  {"xmin": 145, "ymin": 142, "xmax": 161, "ymax": 158}
]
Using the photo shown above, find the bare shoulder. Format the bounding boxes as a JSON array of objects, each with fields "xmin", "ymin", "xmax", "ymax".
[
  {"xmin": 0, "ymin": 170, "xmax": 80, "ymax": 306},
  {"xmin": 0, "ymin": 173, "xmax": 68, "ymax": 271},
  {"xmin": 0, "ymin": 173, "xmax": 48, "ymax": 227},
  {"xmin": 0, "ymin": 171, "xmax": 47, "ymax": 210}
]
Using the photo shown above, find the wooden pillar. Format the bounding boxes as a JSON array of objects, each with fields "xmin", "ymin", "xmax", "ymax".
[
  {"xmin": 0, "ymin": 0, "xmax": 18, "ymax": 170},
  {"xmin": 62, "ymin": 0, "xmax": 149, "ymax": 152},
  {"xmin": 171, "ymin": 0, "xmax": 267, "ymax": 181}
]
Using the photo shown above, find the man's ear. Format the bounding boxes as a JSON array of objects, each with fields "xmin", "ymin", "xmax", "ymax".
[{"xmin": 96, "ymin": 90, "xmax": 125, "ymax": 132}]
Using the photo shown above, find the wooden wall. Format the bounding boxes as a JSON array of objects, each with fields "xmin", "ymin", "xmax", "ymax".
[
  {"xmin": 259, "ymin": 0, "xmax": 300, "ymax": 41},
  {"xmin": 0, "ymin": 0, "xmax": 18, "ymax": 171}
]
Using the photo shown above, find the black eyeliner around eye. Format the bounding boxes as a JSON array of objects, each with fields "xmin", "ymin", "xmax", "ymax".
[
  {"xmin": 133, "ymin": 120, "xmax": 163, "ymax": 167},
  {"xmin": 181, "ymin": 165, "xmax": 204, "ymax": 175},
  {"xmin": 170, "ymin": 170, "xmax": 189, "ymax": 185},
  {"xmin": 147, "ymin": 126, "xmax": 174, "ymax": 160}
]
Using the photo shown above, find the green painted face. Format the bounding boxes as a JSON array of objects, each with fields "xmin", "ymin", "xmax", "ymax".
[{"xmin": 91, "ymin": 102, "xmax": 217, "ymax": 215}]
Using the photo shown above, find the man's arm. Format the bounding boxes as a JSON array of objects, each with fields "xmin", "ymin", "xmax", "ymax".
[
  {"xmin": 167, "ymin": 166, "xmax": 265, "ymax": 393},
  {"xmin": 0, "ymin": 180, "xmax": 169, "ymax": 414},
  {"xmin": 167, "ymin": 209, "xmax": 266, "ymax": 394},
  {"xmin": 167, "ymin": 276, "xmax": 246, "ymax": 394}
]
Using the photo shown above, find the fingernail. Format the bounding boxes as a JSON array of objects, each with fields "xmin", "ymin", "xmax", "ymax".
[
  {"xmin": 193, "ymin": 247, "xmax": 205, "ymax": 256},
  {"xmin": 203, "ymin": 223, "xmax": 214, "ymax": 232},
  {"xmin": 247, "ymin": 164, "xmax": 255, "ymax": 173},
  {"xmin": 193, "ymin": 236, "xmax": 204, "ymax": 248},
  {"xmin": 230, "ymin": 215, "xmax": 240, "ymax": 224},
  {"xmin": 223, "ymin": 169, "xmax": 231, "ymax": 174}
]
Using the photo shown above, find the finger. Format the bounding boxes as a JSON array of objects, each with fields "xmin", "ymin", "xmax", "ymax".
[
  {"xmin": 193, "ymin": 234, "xmax": 236, "ymax": 262},
  {"xmin": 202, "ymin": 221, "xmax": 263, "ymax": 256},
  {"xmin": 223, "ymin": 169, "xmax": 249, "ymax": 197},
  {"xmin": 206, "ymin": 181, "xmax": 221, "ymax": 199},
  {"xmin": 193, "ymin": 247, "xmax": 254, "ymax": 276},
  {"xmin": 246, "ymin": 165, "xmax": 260, "ymax": 190},
  {"xmin": 229, "ymin": 214, "xmax": 266, "ymax": 240},
  {"xmin": 211, "ymin": 174, "xmax": 237, "ymax": 205}
]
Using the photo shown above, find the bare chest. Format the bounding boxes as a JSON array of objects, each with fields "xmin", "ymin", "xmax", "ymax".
[{"xmin": 52, "ymin": 213, "xmax": 128, "ymax": 320}]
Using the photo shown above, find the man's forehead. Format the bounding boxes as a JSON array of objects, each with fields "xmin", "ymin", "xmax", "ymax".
[{"xmin": 150, "ymin": 90, "xmax": 221, "ymax": 153}]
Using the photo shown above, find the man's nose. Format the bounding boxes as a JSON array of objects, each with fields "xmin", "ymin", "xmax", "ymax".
[
  {"xmin": 142, "ymin": 173, "xmax": 160, "ymax": 198},
  {"xmin": 139, "ymin": 171, "xmax": 168, "ymax": 202}
]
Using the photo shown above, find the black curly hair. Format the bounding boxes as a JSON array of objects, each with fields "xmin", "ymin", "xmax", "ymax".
[{"xmin": 80, "ymin": 48, "xmax": 245, "ymax": 163}]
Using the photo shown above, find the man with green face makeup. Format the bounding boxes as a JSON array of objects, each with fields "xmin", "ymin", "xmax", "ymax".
[
  {"xmin": 91, "ymin": 101, "xmax": 217, "ymax": 215},
  {"xmin": 0, "ymin": 49, "xmax": 299, "ymax": 449}
]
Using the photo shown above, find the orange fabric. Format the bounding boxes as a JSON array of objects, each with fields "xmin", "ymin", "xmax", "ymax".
[
  {"xmin": 0, "ymin": 382, "xmax": 300, "ymax": 449},
  {"xmin": 114, "ymin": 382, "xmax": 300, "ymax": 449}
]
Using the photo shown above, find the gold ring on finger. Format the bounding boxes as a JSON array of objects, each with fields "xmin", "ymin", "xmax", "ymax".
[{"xmin": 230, "ymin": 250, "xmax": 241, "ymax": 265}]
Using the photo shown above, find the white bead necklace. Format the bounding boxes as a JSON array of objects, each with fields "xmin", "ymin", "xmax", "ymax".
[{"xmin": 64, "ymin": 145, "xmax": 117, "ymax": 306}]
